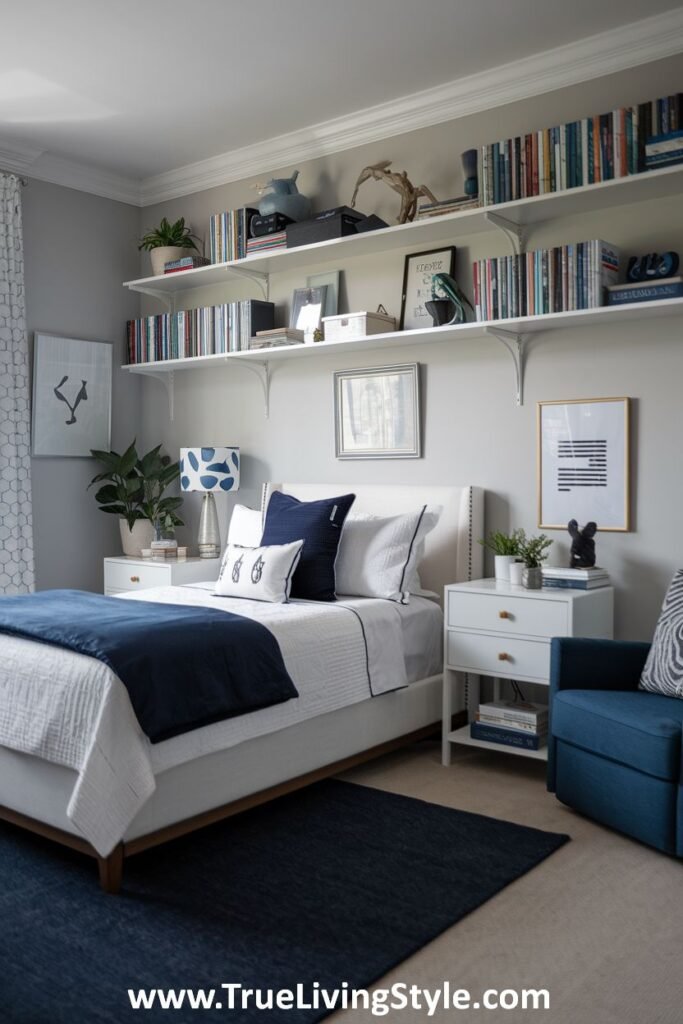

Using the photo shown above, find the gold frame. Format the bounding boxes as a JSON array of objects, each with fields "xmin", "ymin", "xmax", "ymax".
[{"xmin": 537, "ymin": 397, "xmax": 631, "ymax": 532}]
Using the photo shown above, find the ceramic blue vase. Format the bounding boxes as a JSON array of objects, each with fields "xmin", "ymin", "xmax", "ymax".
[{"xmin": 257, "ymin": 170, "xmax": 312, "ymax": 222}]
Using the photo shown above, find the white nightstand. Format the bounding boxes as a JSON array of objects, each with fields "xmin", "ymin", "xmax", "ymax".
[
  {"xmin": 442, "ymin": 578, "xmax": 614, "ymax": 764},
  {"xmin": 104, "ymin": 556, "xmax": 222, "ymax": 596}
]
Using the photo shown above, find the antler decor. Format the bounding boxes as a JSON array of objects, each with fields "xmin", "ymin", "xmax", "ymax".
[{"xmin": 350, "ymin": 160, "xmax": 438, "ymax": 224}]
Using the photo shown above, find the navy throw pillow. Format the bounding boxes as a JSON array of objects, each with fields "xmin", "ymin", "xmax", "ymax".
[{"xmin": 261, "ymin": 491, "xmax": 356, "ymax": 601}]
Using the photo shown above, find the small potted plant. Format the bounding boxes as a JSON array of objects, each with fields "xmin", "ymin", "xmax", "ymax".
[
  {"xmin": 518, "ymin": 533, "xmax": 553, "ymax": 589},
  {"xmin": 138, "ymin": 216, "xmax": 200, "ymax": 276},
  {"xmin": 479, "ymin": 529, "xmax": 525, "ymax": 582}
]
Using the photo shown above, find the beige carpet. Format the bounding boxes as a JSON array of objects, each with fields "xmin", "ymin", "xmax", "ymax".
[{"xmin": 327, "ymin": 741, "xmax": 681, "ymax": 1024}]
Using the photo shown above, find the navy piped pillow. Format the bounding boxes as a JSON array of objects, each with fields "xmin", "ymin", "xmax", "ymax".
[{"xmin": 261, "ymin": 491, "xmax": 356, "ymax": 601}]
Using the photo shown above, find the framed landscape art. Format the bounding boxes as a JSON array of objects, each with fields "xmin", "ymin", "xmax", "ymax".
[{"xmin": 334, "ymin": 363, "xmax": 421, "ymax": 460}]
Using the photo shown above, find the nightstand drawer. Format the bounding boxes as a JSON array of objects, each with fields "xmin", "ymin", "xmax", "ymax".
[
  {"xmin": 446, "ymin": 630, "xmax": 549, "ymax": 681},
  {"xmin": 448, "ymin": 591, "xmax": 567, "ymax": 638},
  {"xmin": 104, "ymin": 562, "xmax": 171, "ymax": 592}
]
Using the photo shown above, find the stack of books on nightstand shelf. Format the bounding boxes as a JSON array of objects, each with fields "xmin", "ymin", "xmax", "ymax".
[
  {"xmin": 471, "ymin": 700, "xmax": 548, "ymax": 751},
  {"xmin": 542, "ymin": 566, "xmax": 611, "ymax": 590}
]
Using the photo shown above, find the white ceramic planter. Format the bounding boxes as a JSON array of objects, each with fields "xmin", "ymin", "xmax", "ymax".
[
  {"xmin": 508, "ymin": 561, "xmax": 525, "ymax": 586},
  {"xmin": 119, "ymin": 519, "xmax": 155, "ymax": 557},
  {"xmin": 494, "ymin": 554, "xmax": 517, "ymax": 581},
  {"xmin": 149, "ymin": 246, "xmax": 189, "ymax": 276}
]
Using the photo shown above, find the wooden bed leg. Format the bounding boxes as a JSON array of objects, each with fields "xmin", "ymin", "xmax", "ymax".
[{"xmin": 97, "ymin": 844, "xmax": 124, "ymax": 894}]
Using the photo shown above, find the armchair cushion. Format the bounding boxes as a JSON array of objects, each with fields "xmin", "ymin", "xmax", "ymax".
[
  {"xmin": 552, "ymin": 689, "xmax": 683, "ymax": 782},
  {"xmin": 640, "ymin": 569, "xmax": 683, "ymax": 699}
]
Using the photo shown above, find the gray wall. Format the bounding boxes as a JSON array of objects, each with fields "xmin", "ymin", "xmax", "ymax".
[
  {"xmin": 23, "ymin": 180, "xmax": 141, "ymax": 592},
  {"xmin": 137, "ymin": 53, "xmax": 683, "ymax": 640}
]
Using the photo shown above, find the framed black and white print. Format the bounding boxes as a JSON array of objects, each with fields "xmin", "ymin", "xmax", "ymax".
[
  {"xmin": 32, "ymin": 333, "xmax": 112, "ymax": 457},
  {"xmin": 399, "ymin": 246, "xmax": 456, "ymax": 330},
  {"xmin": 537, "ymin": 398, "xmax": 631, "ymax": 532},
  {"xmin": 334, "ymin": 363, "xmax": 421, "ymax": 460}
]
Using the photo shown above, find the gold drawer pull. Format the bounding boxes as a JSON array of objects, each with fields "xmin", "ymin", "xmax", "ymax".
[
  {"xmin": 498, "ymin": 652, "xmax": 511, "ymax": 661},
  {"xmin": 130, "ymin": 575, "xmax": 140, "ymax": 583},
  {"xmin": 499, "ymin": 610, "xmax": 511, "ymax": 619}
]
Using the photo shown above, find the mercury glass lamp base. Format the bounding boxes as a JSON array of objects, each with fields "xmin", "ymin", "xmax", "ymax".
[{"xmin": 197, "ymin": 492, "xmax": 221, "ymax": 559}]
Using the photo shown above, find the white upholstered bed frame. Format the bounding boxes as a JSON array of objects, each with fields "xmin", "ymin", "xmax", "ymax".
[{"xmin": 0, "ymin": 483, "xmax": 483, "ymax": 890}]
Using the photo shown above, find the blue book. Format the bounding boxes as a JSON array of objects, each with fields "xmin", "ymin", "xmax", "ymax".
[
  {"xmin": 542, "ymin": 578, "xmax": 609, "ymax": 590},
  {"xmin": 607, "ymin": 278, "xmax": 683, "ymax": 305},
  {"xmin": 470, "ymin": 722, "xmax": 545, "ymax": 751}
]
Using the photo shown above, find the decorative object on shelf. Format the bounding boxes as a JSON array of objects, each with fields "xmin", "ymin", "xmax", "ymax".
[
  {"xmin": 252, "ymin": 170, "xmax": 312, "ymax": 222},
  {"xmin": 334, "ymin": 363, "xmax": 421, "ymax": 460},
  {"xmin": 429, "ymin": 272, "xmax": 474, "ymax": 325},
  {"xmin": 538, "ymin": 398, "xmax": 630, "ymax": 532},
  {"xmin": 350, "ymin": 160, "xmax": 438, "ymax": 224},
  {"xmin": 32, "ymin": 334, "xmax": 112, "ymax": 458},
  {"xmin": 306, "ymin": 270, "xmax": 340, "ymax": 318},
  {"xmin": 89, "ymin": 441, "xmax": 183, "ymax": 557},
  {"xmin": 568, "ymin": 519, "xmax": 597, "ymax": 568},
  {"xmin": 285, "ymin": 207, "xmax": 364, "ymax": 248},
  {"xmin": 138, "ymin": 216, "xmax": 200, "ymax": 277},
  {"xmin": 322, "ymin": 306, "xmax": 396, "ymax": 343},
  {"xmin": 424, "ymin": 298, "xmax": 452, "ymax": 327},
  {"xmin": 461, "ymin": 149, "xmax": 478, "ymax": 196},
  {"xmin": 518, "ymin": 533, "xmax": 553, "ymax": 589},
  {"xmin": 399, "ymin": 247, "xmax": 456, "ymax": 331},
  {"xmin": 250, "ymin": 211, "xmax": 293, "ymax": 238},
  {"xmin": 478, "ymin": 529, "xmax": 525, "ymax": 582},
  {"xmin": 180, "ymin": 446, "xmax": 240, "ymax": 558},
  {"xmin": 626, "ymin": 251, "xmax": 679, "ymax": 281},
  {"xmin": 290, "ymin": 286, "xmax": 327, "ymax": 343}
]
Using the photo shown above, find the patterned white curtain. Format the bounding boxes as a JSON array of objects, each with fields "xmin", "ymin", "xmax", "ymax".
[{"xmin": 0, "ymin": 173, "xmax": 34, "ymax": 592}]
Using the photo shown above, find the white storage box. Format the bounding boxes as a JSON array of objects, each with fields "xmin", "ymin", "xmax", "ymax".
[{"xmin": 322, "ymin": 310, "xmax": 396, "ymax": 342}]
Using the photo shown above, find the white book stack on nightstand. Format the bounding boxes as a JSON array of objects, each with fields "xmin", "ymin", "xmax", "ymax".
[
  {"xmin": 442, "ymin": 579, "xmax": 614, "ymax": 764},
  {"xmin": 104, "ymin": 556, "xmax": 222, "ymax": 596}
]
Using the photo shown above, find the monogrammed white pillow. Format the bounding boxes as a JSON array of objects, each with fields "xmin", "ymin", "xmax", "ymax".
[
  {"xmin": 227, "ymin": 504, "xmax": 263, "ymax": 548},
  {"xmin": 335, "ymin": 506, "xmax": 441, "ymax": 604},
  {"xmin": 214, "ymin": 541, "xmax": 304, "ymax": 603}
]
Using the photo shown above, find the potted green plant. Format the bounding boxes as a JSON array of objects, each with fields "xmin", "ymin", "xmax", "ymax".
[
  {"xmin": 138, "ymin": 216, "xmax": 200, "ymax": 276},
  {"xmin": 518, "ymin": 533, "xmax": 553, "ymax": 589},
  {"xmin": 479, "ymin": 529, "xmax": 525, "ymax": 582},
  {"xmin": 89, "ymin": 441, "xmax": 184, "ymax": 556}
]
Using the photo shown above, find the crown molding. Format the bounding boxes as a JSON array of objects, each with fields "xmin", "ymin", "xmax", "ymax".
[
  {"xmin": 1, "ymin": 9, "xmax": 682, "ymax": 207},
  {"xmin": 140, "ymin": 9, "xmax": 683, "ymax": 206}
]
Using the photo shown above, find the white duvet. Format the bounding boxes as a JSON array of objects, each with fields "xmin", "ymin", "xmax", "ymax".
[{"xmin": 0, "ymin": 585, "xmax": 441, "ymax": 856}]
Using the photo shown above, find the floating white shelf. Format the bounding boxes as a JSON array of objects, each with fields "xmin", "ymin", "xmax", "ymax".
[
  {"xmin": 447, "ymin": 724, "xmax": 548, "ymax": 762},
  {"xmin": 123, "ymin": 164, "xmax": 683, "ymax": 299},
  {"xmin": 121, "ymin": 296, "xmax": 683, "ymax": 417}
]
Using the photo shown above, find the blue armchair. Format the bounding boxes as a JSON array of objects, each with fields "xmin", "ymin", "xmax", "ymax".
[{"xmin": 548, "ymin": 637, "xmax": 683, "ymax": 856}]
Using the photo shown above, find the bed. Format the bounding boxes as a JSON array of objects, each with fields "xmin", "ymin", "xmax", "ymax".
[{"xmin": 0, "ymin": 482, "xmax": 483, "ymax": 891}]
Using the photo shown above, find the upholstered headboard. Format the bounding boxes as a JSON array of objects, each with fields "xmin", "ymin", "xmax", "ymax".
[{"xmin": 261, "ymin": 483, "xmax": 484, "ymax": 601}]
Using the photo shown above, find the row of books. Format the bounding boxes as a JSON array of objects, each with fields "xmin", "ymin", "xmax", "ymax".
[
  {"xmin": 471, "ymin": 700, "xmax": 548, "ymax": 751},
  {"xmin": 542, "ymin": 567, "xmax": 611, "ymax": 591},
  {"xmin": 208, "ymin": 207, "xmax": 257, "ymax": 264},
  {"xmin": 473, "ymin": 239, "xmax": 619, "ymax": 321},
  {"xmin": 480, "ymin": 92, "xmax": 683, "ymax": 206},
  {"xmin": 126, "ymin": 300, "xmax": 274, "ymax": 364}
]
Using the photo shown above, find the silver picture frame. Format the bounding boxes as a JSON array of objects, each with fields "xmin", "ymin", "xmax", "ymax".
[{"xmin": 334, "ymin": 363, "xmax": 421, "ymax": 460}]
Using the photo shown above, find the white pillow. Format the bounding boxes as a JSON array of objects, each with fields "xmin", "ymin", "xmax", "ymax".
[
  {"xmin": 335, "ymin": 506, "xmax": 441, "ymax": 604},
  {"xmin": 215, "ymin": 541, "xmax": 303, "ymax": 603},
  {"xmin": 227, "ymin": 504, "xmax": 263, "ymax": 548}
]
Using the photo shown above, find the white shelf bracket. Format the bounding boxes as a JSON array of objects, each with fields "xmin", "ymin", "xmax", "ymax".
[
  {"xmin": 135, "ymin": 369, "xmax": 175, "ymax": 419},
  {"xmin": 224, "ymin": 266, "xmax": 270, "ymax": 300},
  {"xmin": 483, "ymin": 327, "xmax": 527, "ymax": 406},
  {"xmin": 230, "ymin": 359, "xmax": 271, "ymax": 418},
  {"xmin": 484, "ymin": 212, "xmax": 525, "ymax": 255},
  {"xmin": 130, "ymin": 285, "xmax": 175, "ymax": 312}
]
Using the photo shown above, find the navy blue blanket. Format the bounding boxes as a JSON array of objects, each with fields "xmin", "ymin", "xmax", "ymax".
[{"xmin": 0, "ymin": 590, "xmax": 298, "ymax": 743}]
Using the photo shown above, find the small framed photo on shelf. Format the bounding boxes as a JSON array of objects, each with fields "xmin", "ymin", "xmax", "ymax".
[
  {"xmin": 31, "ymin": 333, "xmax": 112, "ymax": 457},
  {"xmin": 334, "ymin": 363, "xmax": 421, "ymax": 460},
  {"xmin": 400, "ymin": 246, "xmax": 456, "ymax": 330},
  {"xmin": 290, "ymin": 286, "xmax": 328, "ymax": 343},
  {"xmin": 537, "ymin": 397, "xmax": 631, "ymax": 532},
  {"xmin": 306, "ymin": 270, "xmax": 340, "ymax": 318}
]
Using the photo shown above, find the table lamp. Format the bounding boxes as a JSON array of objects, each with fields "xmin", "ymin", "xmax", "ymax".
[{"xmin": 180, "ymin": 446, "xmax": 240, "ymax": 558}]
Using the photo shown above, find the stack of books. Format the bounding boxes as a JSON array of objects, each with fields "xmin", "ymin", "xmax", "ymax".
[
  {"xmin": 163, "ymin": 255, "xmax": 210, "ymax": 274},
  {"xmin": 645, "ymin": 130, "xmax": 683, "ymax": 170},
  {"xmin": 249, "ymin": 328, "xmax": 305, "ymax": 350},
  {"xmin": 480, "ymin": 91, "xmax": 683, "ymax": 205},
  {"xmin": 208, "ymin": 207, "xmax": 257, "ymax": 263},
  {"xmin": 416, "ymin": 195, "xmax": 480, "ymax": 219},
  {"xmin": 542, "ymin": 566, "xmax": 611, "ymax": 590},
  {"xmin": 246, "ymin": 230, "xmax": 287, "ymax": 257},
  {"xmin": 607, "ymin": 276, "xmax": 683, "ymax": 306},
  {"xmin": 471, "ymin": 700, "xmax": 548, "ymax": 751},
  {"xmin": 473, "ymin": 239, "xmax": 619, "ymax": 321},
  {"xmin": 126, "ymin": 299, "xmax": 274, "ymax": 363}
]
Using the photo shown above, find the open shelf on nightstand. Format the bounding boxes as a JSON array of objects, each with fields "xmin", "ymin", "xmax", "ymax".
[{"xmin": 447, "ymin": 724, "xmax": 548, "ymax": 761}]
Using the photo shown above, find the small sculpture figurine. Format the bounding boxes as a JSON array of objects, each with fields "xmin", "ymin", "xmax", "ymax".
[
  {"xmin": 627, "ymin": 251, "xmax": 679, "ymax": 282},
  {"xmin": 252, "ymin": 170, "xmax": 312, "ymax": 222},
  {"xmin": 568, "ymin": 519, "xmax": 597, "ymax": 568},
  {"xmin": 350, "ymin": 160, "xmax": 438, "ymax": 224},
  {"xmin": 429, "ymin": 272, "xmax": 474, "ymax": 325}
]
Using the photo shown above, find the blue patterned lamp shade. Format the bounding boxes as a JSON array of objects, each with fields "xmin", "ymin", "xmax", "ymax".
[{"xmin": 180, "ymin": 447, "xmax": 240, "ymax": 493}]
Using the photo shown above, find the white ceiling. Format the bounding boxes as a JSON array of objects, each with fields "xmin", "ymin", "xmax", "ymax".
[{"xmin": 1, "ymin": 0, "xmax": 682, "ymax": 204}]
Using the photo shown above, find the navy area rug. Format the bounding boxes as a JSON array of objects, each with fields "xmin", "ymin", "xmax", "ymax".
[{"xmin": 1, "ymin": 780, "xmax": 568, "ymax": 1023}]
